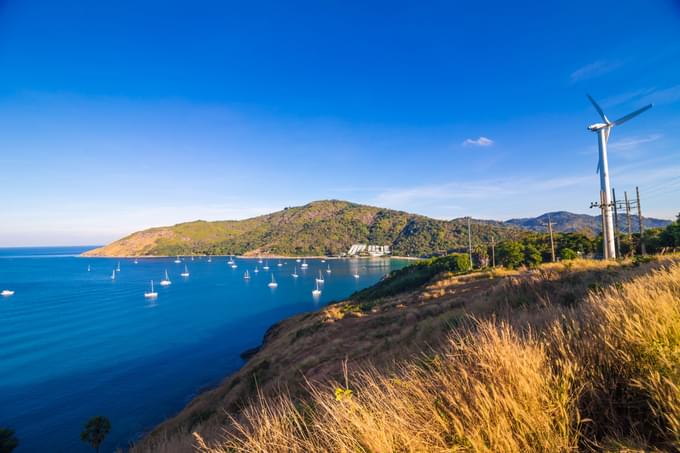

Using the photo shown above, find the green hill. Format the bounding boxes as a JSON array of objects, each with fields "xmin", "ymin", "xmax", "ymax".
[{"xmin": 83, "ymin": 200, "xmax": 523, "ymax": 257}]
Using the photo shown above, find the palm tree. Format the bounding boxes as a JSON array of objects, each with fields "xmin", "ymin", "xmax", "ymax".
[
  {"xmin": 0, "ymin": 427, "xmax": 19, "ymax": 453},
  {"xmin": 80, "ymin": 416, "xmax": 111, "ymax": 453}
]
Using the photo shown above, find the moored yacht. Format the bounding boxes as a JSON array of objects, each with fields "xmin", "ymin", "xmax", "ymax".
[
  {"xmin": 160, "ymin": 270, "xmax": 172, "ymax": 286},
  {"xmin": 144, "ymin": 280, "xmax": 158, "ymax": 298}
]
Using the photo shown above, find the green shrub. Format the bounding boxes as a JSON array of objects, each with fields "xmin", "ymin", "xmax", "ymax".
[{"xmin": 560, "ymin": 248, "xmax": 577, "ymax": 260}]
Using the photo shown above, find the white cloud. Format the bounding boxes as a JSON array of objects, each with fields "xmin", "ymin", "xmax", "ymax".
[
  {"xmin": 570, "ymin": 60, "xmax": 622, "ymax": 82},
  {"xmin": 609, "ymin": 134, "xmax": 662, "ymax": 150},
  {"xmin": 462, "ymin": 136, "xmax": 494, "ymax": 147}
]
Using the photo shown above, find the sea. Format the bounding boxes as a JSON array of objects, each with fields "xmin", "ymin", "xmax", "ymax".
[{"xmin": 0, "ymin": 246, "xmax": 408, "ymax": 452}]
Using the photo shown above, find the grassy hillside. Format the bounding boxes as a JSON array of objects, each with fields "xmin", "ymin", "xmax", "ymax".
[
  {"xmin": 84, "ymin": 200, "xmax": 522, "ymax": 257},
  {"xmin": 132, "ymin": 254, "xmax": 680, "ymax": 452}
]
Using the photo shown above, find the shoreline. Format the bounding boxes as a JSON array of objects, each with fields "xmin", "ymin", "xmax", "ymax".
[{"xmin": 80, "ymin": 254, "xmax": 422, "ymax": 261}]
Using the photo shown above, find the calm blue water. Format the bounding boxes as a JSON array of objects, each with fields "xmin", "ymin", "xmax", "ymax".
[{"xmin": 0, "ymin": 247, "xmax": 406, "ymax": 452}]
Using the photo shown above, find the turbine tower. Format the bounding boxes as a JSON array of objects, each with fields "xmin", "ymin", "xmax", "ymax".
[{"xmin": 586, "ymin": 94, "xmax": 652, "ymax": 259}]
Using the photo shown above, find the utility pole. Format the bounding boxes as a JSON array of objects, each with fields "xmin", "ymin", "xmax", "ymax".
[
  {"xmin": 612, "ymin": 189, "xmax": 621, "ymax": 258},
  {"xmin": 490, "ymin": 237, "xmax": 496, "ymax": 268},
  {"xmin": 624, "ymin": 191, "xmax": 633, "ymax": 246},
  {"xmin": 636, "ymin": 186, "xmax": 646, "ymax": 255},
  {"xmin": 546, "ymin": 214, "xmax": 556, "ymax": 262},
  {"xmin": 467, "ymin": 216, "xmax": 473, "ymax": 268}
]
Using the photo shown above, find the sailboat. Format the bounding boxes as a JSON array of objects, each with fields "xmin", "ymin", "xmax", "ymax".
[
  {"xmin": 312, "ymin": 281, "xmax": 321, "ymax": 297},
  {"xmin": 326, "ymin": 264, "xmax": 332, "ymax": 274},
  {"xmin": 244, "ymin": 270, "xmax": 250, "ymax": 280},
  {"xmin": 1, "ymin": 289, "xmax": 15, "ymax": 297},
  {"xmin": 208, "ymin": 256, "xmax": 212, "ymax": 263},
  {"xmin": 258, "ymin": 256, "xmax": 263, "ymax": 264},
  {"xmin": 353, "ymin": 273, "xmax": 360, "ymax": 279},
  {"xmin": 301, "ymin": 259, "xmax": 308, "ymax": 268},
  {"xmin": 268, "ymin": 274, "xmax": 278, "ymax": 288},
  {"xmin": 263, "ymin": 261, "xmax": 270, "ymax": 270},
  {"xmin": 144, "ymin": 280, "xmax": 158, "ymax": 298},
  {"xmin": 316, "ymin": 270, "xmax": 324, "ymax": 284},
  {"xmin": 296, "ymin": 258, "xmax": 301, "ymax": 263},
  {"xmin": 160, "ymin": 270, "xmax": 172, "ymax": 286},
  {"xmin": 174, "ymin": 256, "xmax": 181, "ymax": 264},
  {"xmin": 321, "ymin": 259, "xmax": 326, "ymax": 263},
  {"xmin": 231, "ymin": 260, "xmax": 238, "ymax": 269},
  {"xmin": 292, "ymin": 267, "xmax": 299, "ymax": 278},
  {"xmin": 111, "ymin": 269, "xmax": 116, "ymax": 280},
  {"xmin": 117, "ymin": 261, "xmax": 121, "ymax": 272},
  {"xmin": 191, "ymin": 256, "xmax": 194, "ymax": 261},
  {"xmin": 180, "ymin": 265, "xmax": 190, "ymax": 277},
  {"xmin": 87, "ymin": 264, "xmax": 91, "ymax": 272},
  {"xmin": 254, "ymin": 266, "xmax": 260, "ymax": 273},
  {"xmin": 133, "ymin": 258, "xmax": 138, "ymax": 264},
  {"xmin": 277, "ymin": 260, "xmax": 283, "ymax": 267},
  {"xmin": 228, "ymin": 255, "xmax": 235, "ymax": 265}
]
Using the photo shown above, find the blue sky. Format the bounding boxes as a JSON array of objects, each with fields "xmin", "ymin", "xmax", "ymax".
[{"xmin": 1, "ymin": 0, "xmax": 679, "ymax": 246}]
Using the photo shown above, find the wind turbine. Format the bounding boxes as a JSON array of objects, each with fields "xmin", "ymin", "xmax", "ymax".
[{"xmin": 586, "ymin": 94, "xmax": 652, "ymax": 259}]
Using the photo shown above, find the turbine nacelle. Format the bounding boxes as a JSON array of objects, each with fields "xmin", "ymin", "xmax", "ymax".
[{"xmin": 587, "ymin": 123, "xmax": 609, "ymax": 131}]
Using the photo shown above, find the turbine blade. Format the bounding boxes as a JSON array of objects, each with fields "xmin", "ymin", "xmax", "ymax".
[
  {"xmin": 587, "ymin": 94, "xmax": 609, "ymax": 123},
  {"xmin": 612, "ymin": 104, "xmax": 652, "ymax": 126}
]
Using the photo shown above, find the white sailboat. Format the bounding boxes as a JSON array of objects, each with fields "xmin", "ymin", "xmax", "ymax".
[
  {"xmin": 117, "ymin": 261, "xmax": 121, "ymax": 272},
  {"xmin": 296, "ymin": 258, "xmax": 301, "ymax": 263},
  {"xmin": 263, "ymin": 261, "xmax": 270, "ymax": 270},
  {"xmin": 144, "ymin": 280, "xmax": 158, "ymax": 298},
  {"xmin": 268, "ymin": 274, "xmax": 278, "ymax": 288},
  {"xmin": 321, "ymin": 259, "xmax": 326, "ymax": 263},
  {"xmin": 258, "ymin": 256, "xmax": 263, "ymax": 264},
  {"xmin": 312, "ymin": 281, "xmax": 321, "ymax": 297},
  {"xmin": 316, "ymin": 270, "xmax": 324, "ymax": 284},
  {"xmin": 1, "ymin": 290, "xmax": 15, "ymax": 297},
  {"xmin": 174, "ymin": 255, "xmax": 181, "ymax": 264},
  {"xmin": 244, "ymin": 270, "xmax": 250, "ymax": 280},
  {"xmin": 111, "ymin": 269, "xmax": 116, "ymax": 280},
  {"xmin": 87, "ymin": 264, "xmax": 91, "ymax": 272},
  {"xmin": 277, "ymin": 260, "xmax": 283, "ymax": 267},
  {"xmin": 180, "ymin": 265, "xmax": 190, "ymax": 277},
  {"xmin": 326, "ymin": 264, "xmax": 332, "ymax": 274},
  {"xmin": 353, "ymin": 273, "xmax": 360, "ymax": 279},
  {"xmin": 133, "ymin": 258, "xmax": 138, "ymax": 264},
  {"xmin": 228, "ymin": 255, "xmax": 235, "ymax": 265},
  {"xmin": 191, "ymin": 256, "xmax": 194, "ymax": 261},
  {"xmin": 254, "ymin": 266, "xmax": 260, "ymax": 273},
  {"xmin": 208, "ymin": 256, "xmax": 212, "ymax": 263},
  {"xmin": 231, "ymin": 261, "xmax": 238, "ymax": 269},
  {"xmin": 160, "ymin": 270, "xmax": 172, "ymax": 286},
  {"xmin": 301, "ymin": 259, "xmax": 308, "ymax": 268},
  {"xmin": 292, "ymin": 266, "xmax": 299, "ymax": 278}
]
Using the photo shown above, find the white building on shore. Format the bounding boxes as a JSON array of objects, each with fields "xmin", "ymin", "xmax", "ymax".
[{"xmin": 347, "ymin": 244, "xmax": 391, "ymax": 257}]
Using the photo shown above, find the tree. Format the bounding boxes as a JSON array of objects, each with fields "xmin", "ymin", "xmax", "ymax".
[
  {"xmin": 80, "ymin": 416, "xmax": 111, "ymax": 453},
  {"xmin": 0, "ymin": 428, "xmax": 18, "ymax": 453},
  {"xmin": 560, "ymin": 247, "xmax": 577, "ymax": 260},
  {"xmin": 497, "ymin": 241, "xmax": 524, "ymax": 269},
  {"xmin": 523, "ymin": 244, "xmax": 542, "ymax": 267}
]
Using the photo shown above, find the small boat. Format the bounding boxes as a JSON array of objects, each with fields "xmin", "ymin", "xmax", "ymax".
[
  {"xmin": 268, "ymin": 274, "xmax": 278, "ymax": 288},
  {"xmin": 117, "ymin": 261, "xmax": 121, "ymax": 272},
  {"xmin": 326, "ymin": 264, "xmax": 332, "ymax": 274},
  {"xmin": 231, "ymin": 262, "xmax": 238, "ymax": 269},
  {"xmin": 87, "ymin": 265, "xmax": 91, "ymax": 272},
  {"xmin": 292, "ymin": 267, "xmax": 299, "ymax": 278},
  {"xmin": 277, "ymin": 260, "xmax": 283, "ymax": 267},
  {"xmin": 258, "ymin": 257, "xmax": 263, "ymax": 264},
  {"xmin": 208, "ymin": 256, "xmax": 212, "ymax": 263},
  {"xmin": 1, "ymin": 290, "xmax": 14, "ymax": 297},
  {"xmin": 244, "ymin": 270, "xmax": 250, "ymax": 280},
  {"xmin": 312, "ymin": 281, "xmax": 321, "ymax": 297},
  {"xmin": 160, "ymin": 270, "xmax": 172, "ymax": 286},
  {"xmin": 180, "ymin": 265, "xmax": 190, "ymax": 277},
  {"xmin": 254, "ymin": 266, "xmax": 260, "ymax": 273},
  {"xmin": 301, "ymin": 259, "xmax": 308, "ymax": 268},
  {"xmin": 263, "ymin": 261, "xmax": 270, "ymax": 270},
  {"xmin": 174, "ymin": 256, "xmax": 181, "ymax": 264},
  {"xmin": 133, "ymin": 259, "xmax": 138, "ymax": 264},
  {"xmin": 144, "ymin": 280, "xmax": 158, "ymax": 298},
  {"xmin": 227, "ymin": 255, "xmax": 235, "ymax": 265},
  {"xmin": 191, "ymin": 256, "xmax": 194, "ymax": 261},
  {"xmin": 111, "ymin": 270, "xmax": 116, "ymax": 280},
  {"xmin": 296, "ymin": 258, "xmax": 301, "ymax": 263},
  {"xmin": 316, "ymin": 270, "xmax": 324, "ymax": 284},
  {"xmin": 321, "ymin": 259, "xmax": 326, "ymax": 263},
  {"xmin": 353, "ymin": 273, "xmax": 360, "ymax": 279}
]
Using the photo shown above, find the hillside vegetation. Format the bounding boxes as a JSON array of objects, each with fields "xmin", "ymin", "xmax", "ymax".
[
  {"xmin": 133, "ymin": 254, "xmax": 680, "ymax": 452},
  {"xmin": 84, "ymin": 200, "xmax": 522, "ymax": 257}
]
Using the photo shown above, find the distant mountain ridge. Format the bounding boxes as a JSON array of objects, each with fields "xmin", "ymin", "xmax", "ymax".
[
  {"xmin": 505, "ymin": 211, "xmax": 671, "ymax": 234},
  {"xmin": 83, "ymin": 201, "xmax": 673, "ymax": 258}
]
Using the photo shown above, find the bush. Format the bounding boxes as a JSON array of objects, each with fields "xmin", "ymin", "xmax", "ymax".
[
  {"xmin": 523, "ymin": 244, "xmax": 542, "ymax": 267},
  {"xmin": 497, "ymin": 241, "xmax": 524, "ymax": 268},
  {"xmin": 560, "ymin": 247, "xmax": 577, "ymax": 260}
]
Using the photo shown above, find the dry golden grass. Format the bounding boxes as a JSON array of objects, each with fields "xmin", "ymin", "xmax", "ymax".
[{"xmin": 193, "ymin": 262, "xmax": 680, "ymax": 453}]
